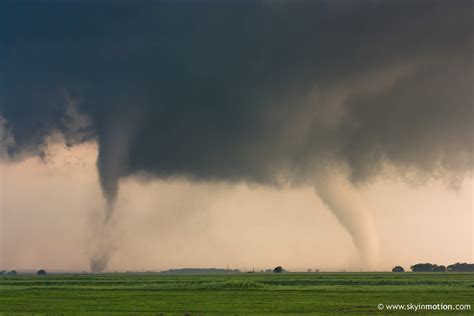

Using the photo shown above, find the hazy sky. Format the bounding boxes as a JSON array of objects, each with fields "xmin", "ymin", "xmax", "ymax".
[
  {"xmin": 0, "ymin": 0, "xmax": 472, "ymax": 271},
  {"xmin": 0, "ymin": 138, "xmax": 471, "ymax": 271}
]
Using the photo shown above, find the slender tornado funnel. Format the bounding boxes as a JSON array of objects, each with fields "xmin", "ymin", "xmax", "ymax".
[
  {"xmin": 90, "ymin": 112, "xmax": 140, "ymax": 272},
  {"xmin": 314, "ymin": 168, "xmax": 379, "ymax": 268}
]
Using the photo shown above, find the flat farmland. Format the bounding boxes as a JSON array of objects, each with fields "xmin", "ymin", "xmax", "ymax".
[{"xmin": 0, "ymin": 273, "xmax": 473, "ymax": 315}]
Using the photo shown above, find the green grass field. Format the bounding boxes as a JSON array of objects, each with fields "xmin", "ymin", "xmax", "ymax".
[{"xmin": 1, "ymin": 273, "xmax": 473, "ymax": 315}]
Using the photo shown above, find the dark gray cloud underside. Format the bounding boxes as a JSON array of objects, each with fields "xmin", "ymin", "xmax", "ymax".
[{"xmin": 0, "ymin": 0, "xmax": 472, "ymax": 190}]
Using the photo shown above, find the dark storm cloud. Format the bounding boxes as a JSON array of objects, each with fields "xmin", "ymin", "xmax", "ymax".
[{"xmin": 1, "ymin": 0, "xmax": 472, "ymax": 190}]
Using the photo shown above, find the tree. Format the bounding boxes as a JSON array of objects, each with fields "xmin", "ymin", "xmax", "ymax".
[
  {"xmin": 447, "ymin": 263, "xmax": 474, "ymax": 272},
  {"xmin": 392, "ymin": 266, "xmax": 405, "ymax": 272},
  {"xmin": 410, "ymin": 263, "xmax": 434, "ymax": 272},
  {"xmin": 7, "ymin": 270, "xmax": 17, "ymax": 275},
  {"xmin": 273, "ymin": 266, "xmax": 284, "ymax": 273},
  {"xmin": 433, "ymin": 265, "xmax": 446, "ymax": 272},
  {"xmin": 37, "ymin": 269, "xmax": 47, "ymax": 275}
]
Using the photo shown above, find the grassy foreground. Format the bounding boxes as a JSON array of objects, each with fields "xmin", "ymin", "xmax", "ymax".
[{"xmin": 0, "ymin": 273, "xmax": 473, "ymax": 315}]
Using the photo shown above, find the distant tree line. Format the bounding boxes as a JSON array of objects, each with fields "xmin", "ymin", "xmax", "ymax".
[
  {"xmin": 447, "ymin": 263, "xmax": 474, "ymax": 272},
  {"xmin": 161, "ymin": 268, "xmax": 240, "ymax": 274},
  {"xmin": 392, "ymin": 262, "xmax": 474, "ymax": 272},
  {"xmin": 0, "ymin": 270, "xmax": 17, "ymax": 275},
  {"xmin": 411, "ymin": 263, "xmax": 446, "ymax": 272},
  {"xmin": 0, "ymin": 269, "xmax": 47, "ymax": 276}
]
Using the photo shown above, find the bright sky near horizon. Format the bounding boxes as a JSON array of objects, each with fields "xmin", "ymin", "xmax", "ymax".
[{"xmin": 1, "ymin": 140, "xmax": 471, "ymax": 272}]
